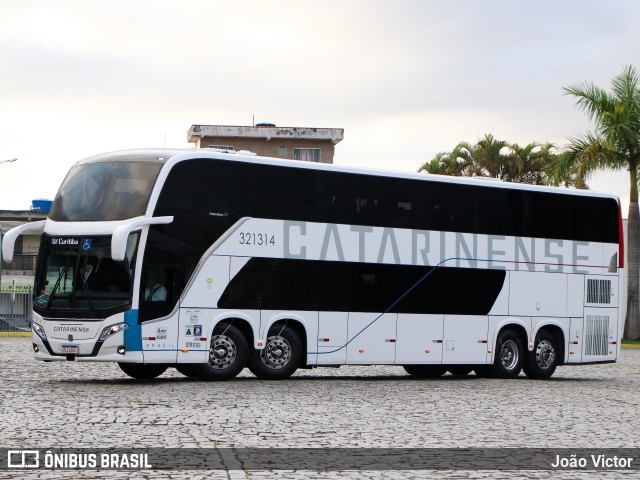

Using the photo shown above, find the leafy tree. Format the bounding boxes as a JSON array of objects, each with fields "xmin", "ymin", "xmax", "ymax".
[
  {"xmin": 420, "ymin": 135, "xmax": 560, "ymax": 185},
  {"xmin": 420, "ymin": 134, "xmax": 508, "ymax": 178},
  {"xmin": 508, "ymin": 142, "xmax": 556, "ymax": 185},
  {"xmin": 550, "ymin": 65, "xmax": 640, "ymax": 339}
]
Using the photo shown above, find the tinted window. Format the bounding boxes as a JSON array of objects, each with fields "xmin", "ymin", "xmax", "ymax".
[
  {"xmin": 219, "ymin": 258, "xmax": 317, "ymax": 310},
  {"xmin": 249, "ymin": 164, "xmax": 315, "ymax": 221},
  {"xmin": 427, "ymin": 182, "xmax": 477, "ymax": 233},
  {"xmin": 405, "ymin": 266, "xmax": 459, "ymax": 314},
  {"xmin": 319, "ymin": 261, "xmax": 350, "ymax": 311},
  {"xmin": 524, "ymin": 192, "xmax": 569, "ymax": 240},
  {"xmin": 476, "ymin": 188, "xmax": 524, "ymax": 237},
  {"xmin": 350, "ymin": 263, "xmax": 406, "ymax": 313},
  {"xmin": 144, "ymin": 159, "xmax": 248, "ymax": 320},
  {"xmin": 287, "ymin": 260, "xmax": 318, "ymax": 310},
  {"xmin": 404, "ymin": 266, "xmax": 506, "ymax": 315},
  {"xmin": 374, "ymin": 178, "xmax": 426, "ymax": 229},
  {"xmin": 50, "ymin": 161, "xmax": 162, "ymax": 221},
  {"xmin": 317, "ymin": 171, "xmax": 373, "ymax": 226},
  {"xmin": 457, "ymin": 268, "xmax": 506, "ymax": 315},
  {"xmin": 154, "ymin": 159, "xmax": 248, "ymax": 247},
  {"xmin": 570, "ymin": 196, "xmax": 618, "ymax": 243}
]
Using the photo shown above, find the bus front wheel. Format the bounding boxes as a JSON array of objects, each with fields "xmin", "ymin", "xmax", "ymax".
[
  {"xmin": 118, "ymin": 363, "xmax": 168, "ymax": 380},
  {"xmin": 192, "ymin": 324, "xmax": 249, "ymax": 380},
  {"xmin": 249, "ymin": 325, "xmax": 302, "ymax": 380}
]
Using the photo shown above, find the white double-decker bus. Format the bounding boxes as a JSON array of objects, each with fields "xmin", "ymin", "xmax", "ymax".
[{"xmin": 3, "ymin": 149, "xmax": 624, "ymax": 380}]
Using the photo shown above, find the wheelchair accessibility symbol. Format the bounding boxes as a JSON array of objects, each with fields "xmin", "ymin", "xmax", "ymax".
[{"xmin": 82, "ymin": 239, "xmax": 93, "ymax": 251}]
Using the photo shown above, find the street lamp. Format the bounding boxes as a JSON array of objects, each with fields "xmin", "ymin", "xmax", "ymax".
[{"xmin": 0, "ymin": 158, "xmax": 17, "ymax": 165}]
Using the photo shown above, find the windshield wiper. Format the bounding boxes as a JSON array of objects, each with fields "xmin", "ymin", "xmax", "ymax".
[
  {"xmin": 78, "ymin": 265, "xmax": 95, "ymax": 312},
  {"xmin": 45, "ymin": 267, "xmax": 67, "ymax": 310}
]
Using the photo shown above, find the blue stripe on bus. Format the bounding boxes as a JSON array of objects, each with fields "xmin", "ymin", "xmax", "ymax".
[{"xmin": 123, "ymin": 310, "xmax": 142, "ymax": 352}]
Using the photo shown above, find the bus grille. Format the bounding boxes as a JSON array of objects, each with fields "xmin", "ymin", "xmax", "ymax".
[
  {"xmin": 586, "ymin": 279, "xmax": 612, "ymax": 304},
  {"xmin": 584, "ymin": 315, "xmax": 609, "ymax": 356}
]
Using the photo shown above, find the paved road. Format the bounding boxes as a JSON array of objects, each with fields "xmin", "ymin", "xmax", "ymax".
[{"xmin": 0, "ymin": 337, "xmax": 638, "ymax": 479}]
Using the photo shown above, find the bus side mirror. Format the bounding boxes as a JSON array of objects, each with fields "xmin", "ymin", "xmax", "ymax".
[
  {"xmin": 111, "ymin": 216, "xmax": 174, "ymax": 262},
  {"xmin": 2, "ymin": 220, "xmax": 46, "ymax": 263}
]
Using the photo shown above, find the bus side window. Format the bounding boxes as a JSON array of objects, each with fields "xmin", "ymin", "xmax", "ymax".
[
  {"xmin": 523, "ymin": 191, "xmax": 569, "ymax": 240},
  {"xmin": 317, "ymin": 172, "xmax": 373, "ymax": 226},
  {"xmin": 249, "ymin": 165, "xmax": 315, "ymax": 222},
  {"xmin": 374, "ymin": 178, "xmax": 425, "ymax": 229},
  {"xmin": 140, "ymin": 265, "xmax": 176, "ymax": 320},
  {"xmin": 426, "ymin": 182, "xmax": 477, "ymax": 234},
  {"xmin": 476, "ymin": 187, "xmax": 523, "ymax": 237}
]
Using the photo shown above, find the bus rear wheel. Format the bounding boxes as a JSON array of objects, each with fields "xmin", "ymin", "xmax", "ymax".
[
  {"xmin": 118, "ymin": 363, "xmax": 168, "ymax": 380},
  {"xmin": 248, "ymin": 325, "xmax": 302, "ymax": 380},
  {"xmin": 493, "ymin": 329, "xmax": 524, "ymax": 378},
  {"xmin": 524, "ymin": 330, "xmax": 558, "ymax": 380},
  {"xmin": 403, "ymin": 365, "xmax": 446, "ymax": 378},
  {"xmin": 192, "ymin": 324, "xmax": 248, "ymax": 380}
]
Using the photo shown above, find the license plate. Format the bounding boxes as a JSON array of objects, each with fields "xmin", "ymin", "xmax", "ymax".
[{"xmin": 60, "ymin": 345, "xmax": 79, "ymax": 354}]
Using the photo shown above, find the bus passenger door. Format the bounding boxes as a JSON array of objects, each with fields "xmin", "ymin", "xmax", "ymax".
[
  {"xmin": 140, "ymin": 264, "xmax": 179, "ymax": 364},
  {"xmin": 316, "ymin": 312, "xmax": 348, "ymax": 365},
  {"xmin": 395, "ymin": 314, "xmax": 444, "ymax": 364}
]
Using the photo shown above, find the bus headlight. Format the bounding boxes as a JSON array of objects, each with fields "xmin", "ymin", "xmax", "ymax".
[
  {"xmin": 33, "ymin": 322, "xmax": 47, "ymax": 341},
  {"xmin": 99, "ymin": 323, "xmax": 128, "ymax": 342}
]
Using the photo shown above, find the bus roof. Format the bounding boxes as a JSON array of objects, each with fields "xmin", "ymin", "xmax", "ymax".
[{"xmin": 83, "ymin": 148, "xmax": 620, "ymax": 203}]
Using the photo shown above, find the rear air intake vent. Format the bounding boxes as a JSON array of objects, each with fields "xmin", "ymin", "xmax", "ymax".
[
  {"xmin": 587, "ymin": 279, "xmax": 612, "ymax": 304},
  {"xmin": 584, "ymin": 315, "xmax": 609, "ymax": 356}
]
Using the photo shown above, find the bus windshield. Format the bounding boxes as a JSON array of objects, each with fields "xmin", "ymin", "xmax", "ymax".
[
  {"xmin": 33, "ymin": 234, "xmax": 139, "ymax": 318},
  {"xmin": 49, "ymin": 161, "xmax": 163, "ymax": 221}
]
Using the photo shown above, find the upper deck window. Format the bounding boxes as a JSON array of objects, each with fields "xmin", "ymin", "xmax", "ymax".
[{"xmin": 50, "ymin": 161, "xmax": 163, "ymax": 221}]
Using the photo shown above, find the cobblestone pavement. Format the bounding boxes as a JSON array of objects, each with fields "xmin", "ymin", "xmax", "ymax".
[{"xmin": 0, "ymin": 337, "xmax": 639, "ymax": 479}]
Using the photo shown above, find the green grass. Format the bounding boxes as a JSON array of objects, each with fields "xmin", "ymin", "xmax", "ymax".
[{"xmin": 622, "ymin": 339, "xmax": 640, "ymax": 345}]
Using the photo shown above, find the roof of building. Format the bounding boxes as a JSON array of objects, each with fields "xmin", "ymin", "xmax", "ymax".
[
  {"xmin": 0, "ymin": 210, "xmax": 48, "ymax": 235},
  {"xmin": 188, "ymin": 124, "xmax": 344, "ymax": 145}
]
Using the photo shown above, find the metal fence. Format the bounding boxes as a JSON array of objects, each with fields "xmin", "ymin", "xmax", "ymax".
[{"xmin": 0, "ymin": 290, "xmax": 32, "ymax": 332}]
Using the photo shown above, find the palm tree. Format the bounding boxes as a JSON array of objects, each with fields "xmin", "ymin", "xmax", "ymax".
[
  {"xmin": 508, "ymin": 142, "xmax": 557, "ymax": 185},
  {"xmin": 420, "ymin": 134, "xmax": 510, "ymax": 178},
  {"xmin": 551, "ymin": 65, "xmax": 640, "ymax": 339},
  {"xmin": 420, "ymin": 135, "xmax": 563, "ymax": 185}
]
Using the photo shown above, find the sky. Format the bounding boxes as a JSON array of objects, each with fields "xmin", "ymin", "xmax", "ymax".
[{"xmin": 0, "ymin": 0, "xmax": 639, "ymax": 216}]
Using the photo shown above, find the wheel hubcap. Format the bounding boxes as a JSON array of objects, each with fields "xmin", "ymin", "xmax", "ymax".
[
  {"xmin": 261, "ymin": 336, "xmax": 291, "ymax": 370},
  {"xmin": 500, "ymin": 339, "xmax": 519, "ymax": 371},
  {"xmin": 208, "ymin": 335, "xmax": 236, "ymax": 369},
  {"xmin": 535, "ymin": 340, "xmax": 555, "ymax": 369}
]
